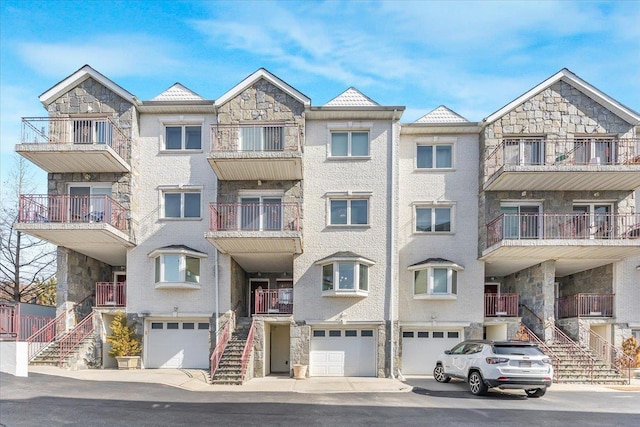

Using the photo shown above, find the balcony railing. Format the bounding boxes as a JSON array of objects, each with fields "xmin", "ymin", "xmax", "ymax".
[
  {"xmin": 210, "ymin": 202, "xmax": 300, "ymax": 232},
  {"xmin": 19, "ymin": 194, "xmax": 128, "ymax": 232},
  {"xmin": 485, "ymin": 138, "xmax": 640, "ymax": 177},
  {"xmin": 254, "ymin": 289, "xmax": 293, "ymax": 315},
  {"xmin": 486, "ymin": 213, "xmax": 640, "ymax": 247},
  {"xmin": 210, "ymin": 123, "xmax": 302, "ymax": 152},
  {"xmin": 556, "ymin": 293, "xmax": 614, "ymax": 318},
  {"xmin": 95, "ymin": 282, "xmax": 126, "ymax": 307},
  {"xmin": 21, "ymin": 117, "xmax": 130, "ymax": 161},
  {"xmin": 484, "ymin": 293, "xmax": 518, "ymax": 317}
]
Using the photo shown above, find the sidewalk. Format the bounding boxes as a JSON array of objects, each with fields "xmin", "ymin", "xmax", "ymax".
[{"xmin": 28, "ymin": 366, "xmax": 640, "ymax": 394}]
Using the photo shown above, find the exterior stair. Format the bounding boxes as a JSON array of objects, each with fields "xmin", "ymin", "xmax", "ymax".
[
  {"xmin": 545, "ymin": 342, "xmax": 628, "ymax": 385},
  {"xmin": 29, "ymin": 331, "xmax": 97, "ymax": 368},
  {"xmin": 211, "ymin": 318, "xmax": 252, "ymax": 385}
]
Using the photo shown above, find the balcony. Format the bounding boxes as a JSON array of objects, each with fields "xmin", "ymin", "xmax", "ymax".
[
  {"xmin": 484, "ymin": 138, "xmax": 640, "ymax": 191},
  {"xmin": 16, "ymin": 117, "xmax": 131, "ymax": 173},
  {"xmin": 208, "ymin": 123, "xmax": 303, "ymax": 181},
  {"xmin": 482, "ymin": 213, "xmax": 640, "ymax": 276},
  {"xmin": 17, "ymin": 195, "xmax": 133, "ymax": 265},
  {"xmin": 556, "ymin": 293, "xmax": 614, "ymax": 319},
  {"xmin": 206, "ymin": 202, "xmax": 302, "ymax": 270},
  {"xmin": 484, "ymin": 293, "xmax": 518, "ymax": 317},
  {"xmin": 254, "ymin": 289, "xmax": 293, "ymax": 315},
  {"xmin": 95, "ymin": 282, "xmax": 126, "ymax": 308}
]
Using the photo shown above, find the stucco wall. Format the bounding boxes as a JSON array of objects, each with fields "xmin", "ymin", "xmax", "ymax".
[{"xmin": 397, "ymin": 131, "xmax": 484, "ymax": 327}]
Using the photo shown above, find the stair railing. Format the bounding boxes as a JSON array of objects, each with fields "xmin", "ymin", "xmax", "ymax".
[
  {"xmin": 548, "ymin": 321, "xmax": 596, "ymax": 382},
  {"xmin": 57, "ymin": 311, "xmax": 95, "ymax": 368},
  {"xmin": 26, "ymin": 307, "xmax": 70, "ymax": 360},
  {"xmin": 210, "ymin": 309, "xmax": 236, "ymax": 380},
  {"xmin": 516, "ymin": 322, "xmax": 561, "ymax": 380},
  {"xmin": 240, "ymin": 318, "xmax": 256, "ymax": 383},
  {"xmin": 579, "ymin": 324, "xmax": 632, "ymax": 385}
]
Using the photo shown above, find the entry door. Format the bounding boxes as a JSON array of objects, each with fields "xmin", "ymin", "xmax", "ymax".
[
  {"xmin": 270, "ymin": 325, "xmax": 290, "ymax": 373},
  {"xmin": 240, "ymin": 197, "xmax": 282, "ymax": 231},
  {"xmin": 501, "ymin": 205, "xmax": 540, "ymax": 239},
  {"xmin": 69, "ymin": 187, "xmax": 90, "ymax": 220},
  {"xmin": 573, "ymin": 204, "xmax": 612, "ymax": 238}
]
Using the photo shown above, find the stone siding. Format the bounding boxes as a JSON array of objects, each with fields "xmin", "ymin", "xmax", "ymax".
[
  {"xmin": 558, "ymin": 264, "xmax": 613, "ymax": 297},
  {"xmin": 230, "ymin": 258, "xmax": 248, "ymax": 315},
  {"xmin": 56, "ymin": 247, "xmax": 113, "ymax": 308},
  {"xmin": 290, "ymin": 321, "xmax": 310, "ymax": 367}
]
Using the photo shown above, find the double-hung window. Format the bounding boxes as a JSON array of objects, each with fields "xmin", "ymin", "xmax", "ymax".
[
  {"xmin": 330, "ymin": 198, "xmax": 369, "ymax": 226},
  {"xmin": 417, "ymin": 144, "xmax": 453, "ymax": 169},
  {"xmin": 162, "ymin": 188, "xmax": 201, "ymax": 219},
  {"xmin": 317, "ymin": 253, "xmax": 374, "ymax": 297},
  {"xmin": 415, "ymin": 205, "xmax": 453, "ymax": 233},
  {"xmin": 410, "ymin": 260, "xmax": 463, "ymax": 299},
  {"xmin": 165, "ymin": 125, "xmax": 202, "ymax": 150},
  {"xmin": 330, "ymin": 131, "xmax": 369, "ymax": 157},
  {"xmin": 149, "ymin": 246, "xmax": 207, "ymax": 289}
]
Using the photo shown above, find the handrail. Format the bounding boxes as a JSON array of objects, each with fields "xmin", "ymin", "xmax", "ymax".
[
  {"xmin": 547, "ymin": 319, "xmax": 596, "ymax": 382},
  {"xmin": 210, "ymin": 123, "xmax": 302, "ymax": 153},
  {"xmin": 516, "ymin": 322, "xmax": 561, "ymax": 380},
  {"xmin": 26, "ymin": 308, "xmax": 69, "ymax": 360},
  {"xmin": 0, "ymin": 302, "xmax": 20, "ymax": 340},
  {"xmin": 579, "ymin": 325, "xmax": 631, "ymax": 385},
  {"xmin": 209, "ymin": 202, "xmax": 301, "ymax": 232},
  {"xmin": 57, "ymin": 312, "xmax": 94, "ymax": 368},
  {"xmin": 210, "ymin": 309, "xmax": 236, "ymax": 380},
  {"xmin": 240, "ymin": 318, "xmax": 256, "ymax": 383},
  {"xmin": 518, "ymin": 303, "xmax": 544, "ymax": 324}
]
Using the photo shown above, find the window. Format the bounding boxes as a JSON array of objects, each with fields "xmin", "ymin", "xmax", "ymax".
[
  {"xmin": 415, "ymin": 206, "xmax": 452, "ymax": 232},
  {"xmin": 151, "ymin": 322, "xmax": 163, "ymax": 329},
  {"xmin": 73, "ymin": 118, "xmax": 113, "ymax": 145},
  {"xmin": 329, "ymin": 330, "xmax": 341, "ymax": 337},
  {"xmin": 503, "ymin": 137, "xmax": 544, "ymax": 165},
  {"xmin": 417, "ymin": 144, "xmax": 452, "ymax": 169},
  {"xmin": 361, "ymin": 330, "xmax": 373, "ymax": 337},
  {"xmin": 240, "ymin": 126, "xmax": 283, "ymax": 151},
  {"xmin": 330, "ymin": 199, "xmax": 369, "ymax": 225},
  {"xmin": 183, "ymin": 323, "xmax": 194, "ymax": 330},
  {"xmin": 162, "ymin": 190, "xmax": 201, "ymax": 219},
  {"xmin": 331, "ymin": 131, "xmax": 369, "ymax": 157},
  {"xmin": 198, "ymin": 323, "xmax": 209, "ymax": 330},
  {"xmin": 165, "ymin": 125, "xmax": 202, "ymax": 150},
  {"xmin": 410, "ymin": 260, "xmax": 463, "ymax": 299},
  {"xmin": 500, "ymin": 204, "xmax": 541, "ymax": 239},
  {"xmin": 572, "ymin": 203, "xmax": 613, "ymax": 238},
  {"xmin": 573, "ymin": 137, "xmax": 615, "ymax": 165},
  {"xmin": 239, "ymin": 196, "xmax": 282, "ymax": 230},
  {"xmin": 322, "ymin": 262, "xmax": 369, "ymax": 294},
  {"xmin": 313, "ymin": 330, "xmax": 326, "ymax": 337},
  {"xmin": 149, "ymin": 246, "xmax": 207, "ymax": 289},
  {"xmin": 345, "ymin": 330, "xmax": 358, "ymax": 337}
]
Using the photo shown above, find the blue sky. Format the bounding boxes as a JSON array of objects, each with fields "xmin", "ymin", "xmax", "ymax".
[{"xmin": 1, "ymin": 0, "xmax": 639, "ymax": 192}]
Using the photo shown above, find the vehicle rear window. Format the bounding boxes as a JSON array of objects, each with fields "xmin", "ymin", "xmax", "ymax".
[{"xmin": 493, "ymin": 345, "xmax": 544, "ymax": 355}]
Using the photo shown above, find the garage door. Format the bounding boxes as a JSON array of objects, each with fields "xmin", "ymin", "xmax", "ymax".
[
  {"xmin": 146, "ymin": 320, "xmax": 210, "ymax": 369},
  {"xmin": 401, "ymin": 330, "xmax": 461, "ymax": 375},
  {"xmin": 310, "ymin": 328, "xmax": 376, "ymax": 377}
]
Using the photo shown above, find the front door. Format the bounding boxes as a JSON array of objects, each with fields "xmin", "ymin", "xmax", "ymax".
[{"xmin": 270, "ymin": 324, "xmax": 290, "ymax": 373}]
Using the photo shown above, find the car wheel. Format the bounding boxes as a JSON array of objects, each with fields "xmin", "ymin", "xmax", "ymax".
[
  {"xmin": 525, "ymin": 388, "xmax": 546, "ymax": 398},
  {"xmin": 468, "ymin": 371, "xmax": 488, "ymax": 396},
  {"xmin": 433, "ymin": 364, "xmax": 451, "ymax": 383}
]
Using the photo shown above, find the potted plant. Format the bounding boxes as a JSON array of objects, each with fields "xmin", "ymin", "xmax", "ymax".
[
  {"xmin": 618, "ymin": 336, "xmax": 640, "ymax": 378},
  {"xmin": 106, "ymin": 311, "xmax": 142, "ymax": 370}
]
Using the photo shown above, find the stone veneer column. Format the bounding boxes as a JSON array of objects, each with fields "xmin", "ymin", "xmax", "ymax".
[{"xmin": 290, "ymin": 322, "xmax": 310, "ymax": 376}]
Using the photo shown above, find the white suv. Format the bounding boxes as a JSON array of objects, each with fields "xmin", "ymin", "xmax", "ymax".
[{"xmin": 433, "ymin": 340, "xmax": 553, "ymax": 397}]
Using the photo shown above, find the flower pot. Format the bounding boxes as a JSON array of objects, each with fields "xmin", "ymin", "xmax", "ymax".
[
  {"xmin": 293, "ymin": 364, "xmax": 307, "ymax": 379},
  {"xmin": 116, "ymin": 356, "xmax": 140, "ymax": 370}
]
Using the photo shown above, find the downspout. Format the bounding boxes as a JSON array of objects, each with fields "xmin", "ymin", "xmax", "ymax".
[{"xmin": 389, "ymin": 110, "xmax": 398, "ymax": 379}]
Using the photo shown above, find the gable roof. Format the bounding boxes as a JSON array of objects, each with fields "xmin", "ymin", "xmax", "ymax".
[
  {"xmin": 483, "ymin": 68, "xmax": 640, "ymax": 125},
  {"xmin": 39, "ymin": 64, "xmax": 136, "ymax": 107},
  {"xmin": 215, "ymin": 68, "xmax": 310, "ymax": 107},
  {"xmin": 324, "ymin": 87, "xmax": 379, "ymax": 107},
  {"xmin": 151, "ymin": 83, "xmax": 204, "ymax": 101},
  {"xmin": 416, "ymin": 105, "xmax": 469, "ymax": 123}
]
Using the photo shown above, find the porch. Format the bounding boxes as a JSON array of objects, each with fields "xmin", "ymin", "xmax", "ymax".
[
  {"xmin": 484, "ymin": 293, "xmax": 518, "ymax": 317},
  {"xmin": 95, "ymin": 282, "xmax": 126, "ymax": 308},
  {"xmin": 556, "ymin": 293, "xmax": 614, "ymax": 319}
]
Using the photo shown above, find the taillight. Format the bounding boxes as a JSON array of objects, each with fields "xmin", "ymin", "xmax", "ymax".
[{"xmin": 485, "ymin": 357, "xmax": 509, "ymax": 364}]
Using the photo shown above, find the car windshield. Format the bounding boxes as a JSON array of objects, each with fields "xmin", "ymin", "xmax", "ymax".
[{"xmin": 493, "ymin": 345, "xmax": 544, "ymax": 356}]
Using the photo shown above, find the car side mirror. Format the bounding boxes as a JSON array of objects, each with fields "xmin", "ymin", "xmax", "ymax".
[{"xmin": 444, "ymin": 350, "xmax": 451, "ymax": 355}]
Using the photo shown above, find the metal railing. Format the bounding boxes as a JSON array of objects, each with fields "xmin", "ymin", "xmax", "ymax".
[
  {"xmin": 210, "ymin": 310, "xmax": 236, "ymax": 380},
  {"xmin": 549, "ymin": 320, "xmax": 596, "ymax": 381},
  {"xmin": 19, "ymin": 194, "xmax": 128, "ymax": 232},
  {"xmin": 514, "ymin": 322, "xmax": 561, "ymax": 380},
  {"xmin": 580, "ymin": 325, "xmax": 631, "ymax": 384},
  {"xmin": 19, "ymin": 314, "xmax": 55, "ymax": 341},
  {"xmin": 210, "ymin": 202, "xmax": 300, "ymax": 232},
  {"xmin": 0, "ymin": 303, "xmax": 19, "ymax": 340},
  {"xmin": 57, "ymin": 312, "xmax": 94, "ymax": 368},
  {"xmin": 556, "ymin": 294, "xmax": 614, "ymax": 319},
  {"xmin": 486, "ymin": 213, "xmax": 639, "ymax": 247},
  {"xmin": 95, "ymin": 282, "xmax": 126, "ymax": 307},
  {"xmin": 211, "ymin": 123, "xmax": 302, "ymax": 152},
  {"xmin": 484, "ymin": 293, "xmax": 518, "ymax": 317},
  {"xmin": 26, "ymin": 308, "xmax": 69, "ymax": 360},
  {"xmin": 254, "ymin": 289, "xmax": 293, "ymax": 315},
  {"xmin": 21, "ymin": 117, "xmax": 130, "ymax": 161},
  {"xmin": 240, "ymin": 318, "xmax": 256, "ymax": 383},
  {"xmin": 485, "ymin": 138, "xmax": 640, "ymax": 179}
]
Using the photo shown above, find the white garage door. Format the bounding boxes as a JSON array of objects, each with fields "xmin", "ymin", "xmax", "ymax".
[
  {"xmin": 146, "ymin": 320, "xmax": 210, "ymax": 369},
  {"xmin": 310, "ymin": 328, "xmax": 376, "ymax": 377},
  {"xmin": 401, "ymin": 330, "xmax": 461, "ymax": 375}
]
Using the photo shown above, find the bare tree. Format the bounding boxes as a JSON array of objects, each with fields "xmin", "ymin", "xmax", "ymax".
[{"xmin": 0, "ymin": 156, "xmax": 56, "ymax": 302}]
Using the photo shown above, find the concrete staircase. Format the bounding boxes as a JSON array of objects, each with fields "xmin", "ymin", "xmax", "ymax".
[
  {"xmin": 545, "ymin": 342, "xmax": 627, "ymax": 385},
  {"xmin": 29, "ymin": 332, "xmax": 97, "ymax": 368},
  {"xmin": 211, "ymin": 318, "xmax": 252, "ymax": 385}
]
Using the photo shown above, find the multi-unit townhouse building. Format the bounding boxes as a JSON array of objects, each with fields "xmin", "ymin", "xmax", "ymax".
[{"xmin": 14, "ymin": 65, "xmax": 640, "ymax": 380}]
